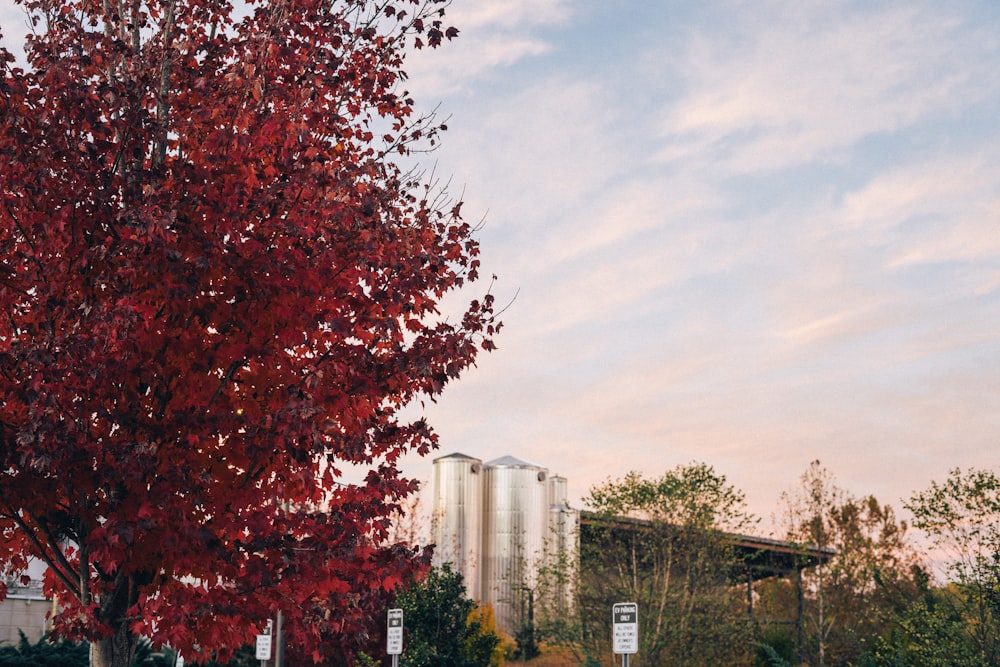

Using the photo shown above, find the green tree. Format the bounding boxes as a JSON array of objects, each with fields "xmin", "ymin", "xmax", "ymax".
[
  {"xmin": 778, "ymin": 461, "xmax": 923, "ymax": 667},
  {"xmin": 905, "ymin": 466, "xmax": 1000, "ymax": 664},
  {"xmin": 777, "ymin": 460, "xmax": 841, "ymax": 666},
  {"xmin": 579, "ymin": 463, "xmax": 758, "ymax": 666},
  {"xmin": 532, "ymin": 537, "xmax": 579, "ymax": 650},
  {"xmin": 862, "ymin": 581, "xmax": 981, "ymax": 667},
  {"xmin": 395, "ymin": 564, "xmax": 501, "ymax": 667}
]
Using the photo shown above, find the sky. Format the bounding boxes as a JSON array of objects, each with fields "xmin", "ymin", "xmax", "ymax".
[{"xmin": 2, "ymin": 0, "xmax": 999, "ymax": 534}]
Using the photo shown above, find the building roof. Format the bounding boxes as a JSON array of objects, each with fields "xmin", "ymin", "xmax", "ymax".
[
  {"xmin": 580, "ymin": 511, "xmax": 835, "ymax": 580},
  {"xmin": 485, "ymin": 455, "xmax": 544, "ymax": 469},
  {"xmin": 432, "ymin": 451, "xmax": 482, "ymax": 463}
]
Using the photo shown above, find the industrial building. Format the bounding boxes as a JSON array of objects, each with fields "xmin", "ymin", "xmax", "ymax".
[
  {"xmin": 430, "ymin": 453, "xmax": 579, "ymax": 633},
  {"xmin": 431, "ymin": 451, "xmax": 834, "ymax": 644}
]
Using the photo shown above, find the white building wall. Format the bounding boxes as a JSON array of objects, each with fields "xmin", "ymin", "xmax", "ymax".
[{"xmin": 1, "ymin": 559, "xmax": 51, "ymax": 644}]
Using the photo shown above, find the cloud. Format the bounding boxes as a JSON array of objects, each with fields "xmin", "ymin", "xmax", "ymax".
[
  {"xmin": 404, "ymin": 0, "xmax": 574, "ymax": 96},
  {"xmin": 838, "ymin": 153, "xmax": 1000, "ymax": 269},
  {"xmin": 444, "ymin": 0, "xmax": 573, "ymax": 32},
  {"xmin": 653, "ymin": 3, "xmax": 1000, "ymax": 173},
  {"xmin": 0, "ymin": 1, "xmax": 30, "ymax": 58},
  {"xmin": 5, "ymin": 0, "xmax": 997, "ymax": 530}
]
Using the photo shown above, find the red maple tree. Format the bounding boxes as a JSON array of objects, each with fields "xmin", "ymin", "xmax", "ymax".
[{"xmin": 0, "ymin": 1, "xmax": 496, "ymax": 665}]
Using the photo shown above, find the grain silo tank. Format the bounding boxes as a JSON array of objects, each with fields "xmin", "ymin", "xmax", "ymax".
[
  {"xmin": 547, "ymin": 474, "xmax": 568, "ymax": 507},
  {"xmin": 482, "ymin": 455, "xmax": 549, "ymax": 633},
  {"xmin": 546, "ymin": 474, "xmax": 579, "ymax": 616},
  {"xmin": 547, "ymin": 475, "xmax": 577, "ymax": 557},
  {"xmin": 431, "ymin": 452, "xmax": 483, "ymax": 601}
]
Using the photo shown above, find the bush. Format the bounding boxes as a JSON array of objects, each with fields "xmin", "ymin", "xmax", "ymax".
[{"xmin": 0, "ymin": 632, "xmax": 89, "ymax": 667}]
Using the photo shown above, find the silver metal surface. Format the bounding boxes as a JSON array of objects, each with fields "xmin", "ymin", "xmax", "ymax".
[
  {"xmin": 430, "ymin": 453, "xmax": 580, "ymax": 634},
  {"xmin": 430, "ymin": 452, "xmax": 484, "ymax": 600},
  {"xmin": 482, "ymin": 456, "xmax": 549, "ymax": 632}
]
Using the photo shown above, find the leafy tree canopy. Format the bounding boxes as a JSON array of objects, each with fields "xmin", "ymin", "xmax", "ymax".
[
  {"xmin": 394, "ymin": 564, "xmax": 500, "ymax": 667},
  {"xmin": 587, "ymin": 462, "xmax": 757, "ymax": 532},
  {"xmin": 0, "ymin": 1, "xmax": 497, "ymax": 665},
  {"xmin": 581, "ymin": 463, "xmax": 757, "ymax": 666},
  {"xmin": 906, "ymin": 467, "xmax": 1000, "ymax": 664}
]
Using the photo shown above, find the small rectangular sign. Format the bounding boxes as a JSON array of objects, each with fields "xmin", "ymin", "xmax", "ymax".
[
  {"xmin": 387, "ymin": 608, "xmax": 404, "ymax": 655},
  {"xmin": 612, "ymin": 602, "xmax": 638, "ymax": 654},
  {"xmin": 255, "ymin": 633, "xmax": 272, "ymax": 660}
]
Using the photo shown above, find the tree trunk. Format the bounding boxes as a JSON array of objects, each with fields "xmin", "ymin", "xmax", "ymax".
[
  {"xmin": 90, "ymin": 573, "xmax": 141, "ymax": 667},
  {"xmin": 91, "ymin": 625, "xmax": 139, "ymax": 667}
]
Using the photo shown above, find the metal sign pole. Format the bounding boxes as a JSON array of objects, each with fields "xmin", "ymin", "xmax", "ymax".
[{"xmin": 274, "ymin": 611, "xmax": 284, "ymax": 667}]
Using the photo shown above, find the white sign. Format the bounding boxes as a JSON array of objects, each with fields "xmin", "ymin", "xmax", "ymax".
[
  {"xmin": 255, "ymin": 633, "xmax": 272, "ymax": 660},
  {"xmin": 387, "ymin": 608, "xmax": 404, "ymax": 655},
  {"xmin": 612, "ymin": 602, "xmax": 638, "ymax": 654}
]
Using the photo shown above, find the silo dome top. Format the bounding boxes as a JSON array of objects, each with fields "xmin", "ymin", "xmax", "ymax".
[
  {"xmin": 485, "ymin": 455, "xmax": 544, "ymax": 469},
  {"xmin": 433, "ymin": 451, "xmax": 482, "ymax": 463}
]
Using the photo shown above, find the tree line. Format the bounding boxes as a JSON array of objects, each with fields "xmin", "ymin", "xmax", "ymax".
[
  {"xmin": 1, "ymin": 462, "xmax": 995, "ymax": 666},
  {"xmin": 525, "ymin": 461, "xmax": 1000, "ymax": 667}
]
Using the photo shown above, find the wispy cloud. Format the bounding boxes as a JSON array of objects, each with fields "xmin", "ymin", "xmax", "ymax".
[
  {"xmin": 4, "ymin": 0, "xmax": 999, "ymax": 524},
  {"xmin": 405, "ymin": 0, "xmax": 574, "ymax": 96},
  {"xmin": 394, "ymin": 0, "xmax": 1000, "ymax": 519},
  {"xmin": 655, "ymin": 3, "xmax": 1000, "ymax": 173}
]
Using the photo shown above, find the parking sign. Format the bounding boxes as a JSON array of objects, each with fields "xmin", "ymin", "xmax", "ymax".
[
  {"xmin": 387, "ymin": 608, "xmax": 403, "ymax": 655},
  {"xmin": 612, "ymin": 602, "xmax": 638, "ymax": 654}
]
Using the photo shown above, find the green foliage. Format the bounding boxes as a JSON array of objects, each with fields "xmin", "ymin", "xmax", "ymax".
[
  {"xmin": 861, "ymin": 585, "xmax": 982, "ymax": 666},
  {"xmin": 531, "ymin": 534, "xmax": 579, "ymax": 650},
  {"xmin": 754, "ymin": 627, "xmax": 794, "ymax": 667},
  {"xmin": 395, "ymin": 564, "xmax": 501, "ymax": 667},
  {"xmin": 905, "ymin": 467, "xmax": 1000, "ymax": 664},
  {"xmin": 191, "ymin": 644, "xmax": 258, "ymax": 667},
  {"xmin": 131, "ymin": 638, "xmax": 180, "ymax": 667},
  {"xmin": 755, "ymin": 642, "xmax": 792, "ymax": 667},
  {"xmin": 778, "ymin": 461, "xmax": 925, "ymax": 667},
  {"xmin": 354, "ymin": 653, "xmax": 380, "ymax": 667},
  {"xmin": 587, "ymin": 463, "xmax": 757, "ymax": 532},
  {"xmin": 0, "ymin": 632, "xmax": 89, "ymax": 667},
  {"xmin": 512, "ymin": 623, "xmax": 539, "ymax": 661},
  {"xmin": 0, "ymin": 633, "xmax": 191, "ymax": 667},
  {"xmin": 579, "ymin": 463, "xmax": 757, "ymax": 666}
]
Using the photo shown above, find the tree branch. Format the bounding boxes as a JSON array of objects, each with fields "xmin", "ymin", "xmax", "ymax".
[{"xmin": 8, "ymin": 510, "xmax": 82, "ymax": 600}]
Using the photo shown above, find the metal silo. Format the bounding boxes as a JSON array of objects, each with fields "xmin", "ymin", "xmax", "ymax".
[
  {"xmin": 482, "ymin": 455, "xmax": 549, "ymax": 634},
  {"xmin": 547, "ymin": 474, "xmax": 568, "ymax": 508},
  {"xmin": 431, "ymin": 452, "xmax": 483, "ymax": 601},
  {"xmin": 546, "ymin": 475, "xmax": 579, "ymax": 616},
  {"xmin": 547, "ymin": 474, "xmax": 576, "ymax": 557}
]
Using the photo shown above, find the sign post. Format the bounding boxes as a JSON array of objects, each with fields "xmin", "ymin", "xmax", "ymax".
[
  {"xmin": 612, "ymin": 602, "xmax": 638, "ymax": 667},
  {"xmin": 387, "ymin": 608, "xmax": 404, "ymax": 667}
]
